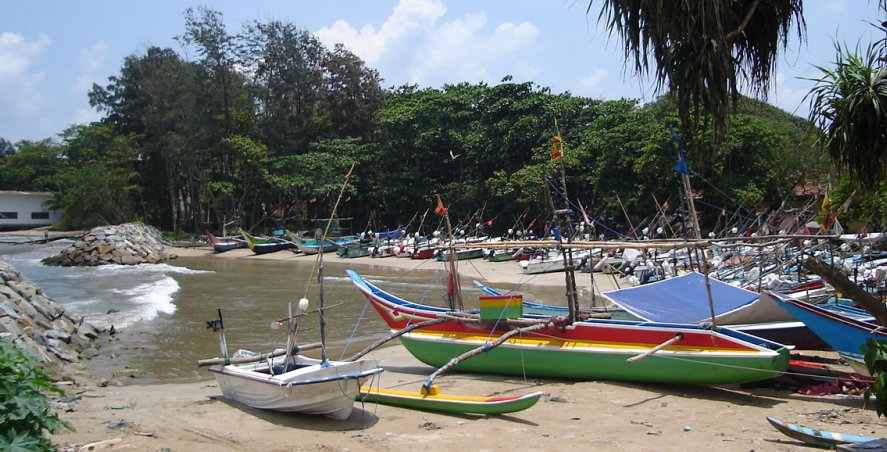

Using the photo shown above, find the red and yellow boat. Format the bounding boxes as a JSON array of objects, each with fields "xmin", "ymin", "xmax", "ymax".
[{"xmin": 347, "ymin": 270, "xmax": 789, "ymax": 385}]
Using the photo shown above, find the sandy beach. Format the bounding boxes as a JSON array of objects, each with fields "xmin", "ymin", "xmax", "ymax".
[{"xmin": 40, "ymin": 243, "xmax": 887, "ymax": 451}]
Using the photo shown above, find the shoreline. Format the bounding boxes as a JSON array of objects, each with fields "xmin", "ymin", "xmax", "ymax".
[{"xmin": 12, "ymin": 239, "xmax": 882, "ymax": 450}]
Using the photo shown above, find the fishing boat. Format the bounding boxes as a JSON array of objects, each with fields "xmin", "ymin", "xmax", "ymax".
[
  {"xmin": 765, "ymin": 290, "xmax": 884, "ymax": 354},
  {"xmin": 766, "ymin": 416, "xmax": 884, "ymax": 449},
  {"xmin": 290, "ymin": 235, "xmax": 347, "ymax": 254},
  {"xmin": 240, "ymin": 230, "xmax": 293, "ymax": 254},
  {"xmin": 206, "ymin": 231, "xmax": 246, "ymax": 252},
  {"xmin": 357, "ymin": 385, "xmax": 542, "ymax": 415},
  {"xmin": 205, "ymin": 345, "xmax": 383, "ymax": 419},
  {"xmin": 346, "ymin": 269, "xmax": 790, "ymax": 385},
  {"xmin": 201, "ymin": 164, "xmax": 384, "ymax": 419},
  {"xmin": 600, "ymin": 272, "xmax": 833, "ymax": 349},
  {"xmin": 472, "ymin": 280, "xmax": 630, "ymax": 319}
]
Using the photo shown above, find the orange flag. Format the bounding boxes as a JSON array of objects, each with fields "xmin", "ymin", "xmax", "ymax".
[{"xmin": 434, "ymin": 194, "xmax": 448, "ymax": 216}]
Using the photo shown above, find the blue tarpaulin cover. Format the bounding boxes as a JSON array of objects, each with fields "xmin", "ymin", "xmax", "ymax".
[{"xmin": 602, "ymin": 272, "xmax": 765, "ymax": 324}]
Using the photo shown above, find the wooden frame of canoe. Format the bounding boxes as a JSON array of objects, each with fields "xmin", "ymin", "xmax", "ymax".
[{"xmin": 357, "ymin": 386, "xmax": 542, "ymax": 415}]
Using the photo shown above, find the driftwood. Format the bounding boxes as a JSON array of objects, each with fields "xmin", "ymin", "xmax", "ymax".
[
  {"xmin": 197, "ymin": 341, "xmax": 323, "ymax": 367},
  {"xmin": 422, "ymin": 320, "xmax": 558, "ymax": 391},
  {"xmin": 802, "ymin": 257, "xmax": 887, "ymax": 326}
]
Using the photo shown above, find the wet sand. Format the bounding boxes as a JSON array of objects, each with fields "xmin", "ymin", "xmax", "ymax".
[{"xmin": 45, "ymin": 243, "xmax": 887, "ymax": 451}]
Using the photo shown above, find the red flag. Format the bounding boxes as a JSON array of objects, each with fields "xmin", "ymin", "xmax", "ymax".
[
  {"xmin": 860, "ymin": 225, "xmax": 869, "ymax": 238},
  {"xmin": 801, "ymin": 224, "xmax": 811, "ymax": 235},
  {"xmin": 486, "ymin": 219, "xmax": 493, "ymax": 227},
  {"xmin": 434, "ymin": 194, "xmax": 448, "ymax": 216},
  {"xmin": 661, "ymin": 200, "xmax": 669, "ymax": 212}
]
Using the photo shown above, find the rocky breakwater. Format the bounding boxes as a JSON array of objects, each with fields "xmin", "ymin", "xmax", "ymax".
[
  {"xmin": 42, "ymin": 222, "xmax": 175, "ymax": 266},
  {"xmin": 0, "ymin": 260, "xmax": 103, "ymax": 379}
]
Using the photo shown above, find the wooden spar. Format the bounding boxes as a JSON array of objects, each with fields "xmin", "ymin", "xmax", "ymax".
[
  {"xmin": 443, "ymin": 233, "xmax": 836, "ymax": 251},
  {"xmin": 197, "ymin": 342, "xmax": 323, "ymax": 367},
  {"xmin": 652, "ymin": 194, "xmax": 677, "ymax": 237},
  {"xmin": 422, "ymin": 321, "xmax": 554, "ymax": 392},
  {"xmin": 625, "ymin": 334, "xmax": 683, "ymax": 363},
  {"xmin": 616, "ymin": 194, "xmax": 638, "ymax": 239},
  {"xmin": 346, "ymin": 317, "xmax": 451, "ymax": 362}
]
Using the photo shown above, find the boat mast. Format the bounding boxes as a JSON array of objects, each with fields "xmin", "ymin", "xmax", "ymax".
[
  {"xmin": 300, "ymin": 163, "xmax": 357, "ymax": 365},
  {"xmin": 551, "ymin": 119, "xmax": 580, "ymax": 321}
]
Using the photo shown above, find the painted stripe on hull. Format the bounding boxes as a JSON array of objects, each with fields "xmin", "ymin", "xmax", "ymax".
[{"xmin": 399, "ymin": 333, "xmax": 788, "ymax": 384}]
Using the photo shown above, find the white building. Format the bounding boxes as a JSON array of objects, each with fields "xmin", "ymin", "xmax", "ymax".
[{"xmin": 0, "ymin": 191, "xmax": 61, "ymax": 230}]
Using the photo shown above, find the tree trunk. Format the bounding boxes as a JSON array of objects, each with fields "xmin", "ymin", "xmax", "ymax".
[{"xmin": 802, "ymin": 257, "xmax": 887, "ymax": 325}]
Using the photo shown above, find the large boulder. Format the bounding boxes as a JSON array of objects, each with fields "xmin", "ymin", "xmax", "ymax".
[
  {"xmin": 0, "ymin": 260, "xmax": 103, "ymax": 379},
  {"xmin": 42, "ymin": 223, "xmax": 175, "ymax": 267}
]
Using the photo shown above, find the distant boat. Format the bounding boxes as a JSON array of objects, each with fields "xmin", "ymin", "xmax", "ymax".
[
  {"xmin": 240, "ymin": 230, "xmax": 293, "ymax": 255},
  {"xmin": 206, "ymin": 231, "xmax": 246, "ymax": 252}
]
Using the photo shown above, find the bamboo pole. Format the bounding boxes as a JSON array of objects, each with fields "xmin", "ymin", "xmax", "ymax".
[
  {"xmin": 625, "ymin": 334, "xmax": 683, "ymax": 363},
  {"xmin": 422, "ymin": 321, "xmax": 554, "ymax": 392},
  {"xmin": 197, "ymin": 342, "xmax": 323, "ymax": 367},
  {"xmin": 346, "ymin": 317, "xmax": 451, "ymax": 361}
]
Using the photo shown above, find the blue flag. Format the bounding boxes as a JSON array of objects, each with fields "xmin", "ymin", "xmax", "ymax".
[{"xmin": 668, "ymin": 123, "xmax": 689, "ymax": 175}]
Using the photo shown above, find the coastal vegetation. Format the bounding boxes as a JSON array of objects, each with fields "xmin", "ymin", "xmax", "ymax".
[
  {"xmin": 0, "ymin": 6, "xmax": 847, "ymax": 236},
  {"xmin": 0, "ymin": 339, "xmax": 71, "ymax": 451}
]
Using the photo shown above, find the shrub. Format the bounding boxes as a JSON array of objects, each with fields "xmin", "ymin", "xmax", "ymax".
[{"xmin": 0, "ymin": 339, "xmax": 72, "ymax": 451}]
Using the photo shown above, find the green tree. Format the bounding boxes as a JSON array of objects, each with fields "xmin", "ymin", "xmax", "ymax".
[
  {"xmin": 587, "ymin": 0, "xmax": 805, "ymax": 141},
  {"xmin": 0, "ymin": 139, "xmax": 64, "ymax": 191},
  {"xmin": 49, "ymin": 124, "xmax": 141, "ymax": 229},
  {"xmin": 806, "ymin": 37, "xmax": 887, "ymax": 192}
]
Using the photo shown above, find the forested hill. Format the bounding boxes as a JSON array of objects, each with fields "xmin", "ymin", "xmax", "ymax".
[{"xmin": 0, "ymin": 7, "xmax": 830, "ymax": 237}]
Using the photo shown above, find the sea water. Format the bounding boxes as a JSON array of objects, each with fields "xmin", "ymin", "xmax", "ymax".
[{"xmin": 0, "ymin": 239, "xmax": 446, "ymax": 383}]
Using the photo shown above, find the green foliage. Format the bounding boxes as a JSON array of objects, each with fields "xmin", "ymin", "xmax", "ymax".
[
  {"xmin": 587, "ymin": 0, "xmax": 804, "ymax": 142},
  {"xmin": 0, "ymin": 339, "xmax": 71, "ymax": 451},
  {"xmin": 864, "ymin": 339, "xmax": 887, "ymax": 417},
  {"xmin": 806, "ymin": 35, "xmax": 887, "ymax": 192},
  {"xmin": 0, "ymin": 7, "xmax": 830, "ymax": 237}
]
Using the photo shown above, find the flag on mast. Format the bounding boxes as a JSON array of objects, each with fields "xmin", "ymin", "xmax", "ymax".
[{"xmin": 551, "ymin": 121, "xmax": 563, "ymax": 160}]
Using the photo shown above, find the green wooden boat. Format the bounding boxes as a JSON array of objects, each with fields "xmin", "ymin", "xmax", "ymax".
[{"xmin": 357, "ymin": 385, "xmax": 542, "ymax": 415}]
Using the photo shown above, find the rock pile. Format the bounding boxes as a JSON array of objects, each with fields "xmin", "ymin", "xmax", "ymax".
[
  {"xmin": 0, "ymin": 260, "xmax": 103, "ymax": 378},
  {"xmin": 42, "ymin": 223, "xmax": 174, "ymax": 266}
]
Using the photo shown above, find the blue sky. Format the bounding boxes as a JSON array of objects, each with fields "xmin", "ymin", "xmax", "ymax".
[{"xmin": 1, "ymin": 0, "xmax": 883, "ymax": 143}]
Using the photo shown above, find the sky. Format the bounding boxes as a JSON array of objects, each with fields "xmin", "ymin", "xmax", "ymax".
[{"xmin": 1, "ymin": 0, "xmax": 884, "ymax": 143}]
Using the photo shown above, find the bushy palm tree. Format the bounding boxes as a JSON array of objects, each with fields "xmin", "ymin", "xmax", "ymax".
[
  {"xmin": 805, "ymin": 29, "xmax": 887, "ymax": 192},
  {"xmin": 587, "ymin": 0, "xmax": 805, "ymax": 140}
]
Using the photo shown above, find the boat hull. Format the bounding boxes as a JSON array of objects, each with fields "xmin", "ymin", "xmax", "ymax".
[
  {"xmin": 210, "ymin": 356, "xmax": 383, "ymax": 419},
  {"xmin": 765, "ymin": 291, "xmax": 887, "ymax": 355},
  {"xmin": 397, "ymin": 326, "xmax": 787, "ymax": 385},
  {"xmin": 347, "ymin": 270, "xmax": 789, "ymax": 385},
  {"xmin": 357, "ymin": 386, "xmax": 542, "ymax": 415}
]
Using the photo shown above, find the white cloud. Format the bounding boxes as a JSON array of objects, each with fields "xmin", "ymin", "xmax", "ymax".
[
  {"xmin": 0, "ymin": 32, "xmax": 49, "ymax": 121},
  {"xmin": 770, "ymin": 72, "xmax": 813, "ymax": 117},
  {"xmin": 315, "ymin": 0, "xmax": 540, "ymax": 88},
  {"xmin": 315, "ymin": 0, "xmax": 446, "ymax": 66},
  {"xmin": 578, "ymin": 68, "xmax": 609, "ymax": 96},
  {"xmin": 74, "ymin": 41, "xmax": 109, "ymax": 94},
  {"xmin": 72, "ymin": 106, "xmax": 101, "ymax": 126}
]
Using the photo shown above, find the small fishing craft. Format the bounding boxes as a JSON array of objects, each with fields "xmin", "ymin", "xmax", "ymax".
[
  {"xmin": 357, "ymin": 385, "xmax": 542, "ymax": 415},
  {"xmin": 766, "ymin": 416, "xmax": 884, "ymax": 449},
  {"xmin": 206, "ymin": 231, "xmax": 246, "ymax": 252},
  {"xmin": 240, "ymin": 230, "xmax": 293, "ymax": 254}
]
